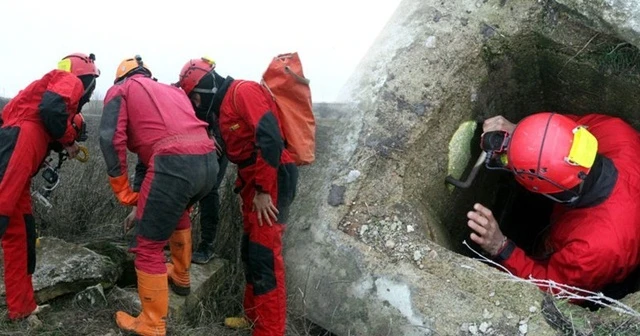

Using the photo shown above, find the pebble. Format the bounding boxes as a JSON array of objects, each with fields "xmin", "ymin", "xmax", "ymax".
[
  {"xmin": 519, "ymin": 323, "xmax": 528, "ymax": 334},
  {"xmin": 468, "ymin": 324, "xmax": 479, "ymax": 335},
  {"xmin": 479, "ymin": 321, "xmax": 490, "ymax": 333},
  {"xmin": 425, "ymin": 36, "xmax": 437, "ymax": 48},
  {"xmin": 346, "ymin": 170, "xmax": 361, "ymax": 183},
  {"xmin": 385, "ymin": 240, "xmax": 396, "ymax": 249},
  {"xmin": 482, "ymin": 309, "xmax": 493, "ymax": 319},
  {"xmin": 413, "ymin": 250, "xmax": 422, "ymax": 261},
  {"xmin": 407, "ymin": 225, "xmax": 415, "ymax": 233},
  {"xmin": 529, "ymin": 306, "xmax": 537, "ymax": 313},
  {"xmin": 360, "ymin": 225, "xmax": 368, "ymax": 235}
]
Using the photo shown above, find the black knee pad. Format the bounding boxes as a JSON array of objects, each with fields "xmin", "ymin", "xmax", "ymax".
[{"xmin": 247, "ymin": 241, "xmax": 276, "ymax": 295}]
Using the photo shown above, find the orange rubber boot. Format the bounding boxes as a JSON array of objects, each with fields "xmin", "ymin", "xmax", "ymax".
[
  {"xmin": 166, "ymin": 228, "xmax": 191, "ymax": 296},
  {"xmin": 115, "ymin": 270, "xmax": 168, "ymax": 336}
]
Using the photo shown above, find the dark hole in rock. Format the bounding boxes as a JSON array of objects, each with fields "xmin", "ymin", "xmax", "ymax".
[{"xmin": 430, "ymin": 19, "xmax": 640, "ymax": 308}]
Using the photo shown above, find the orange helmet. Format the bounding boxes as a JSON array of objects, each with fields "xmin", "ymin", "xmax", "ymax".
[
  {"xmin": 115, "ymin": 55, "xmax": 152, "ymax": 83},
  {"xmin": 57, "ymin": 53, "xmax": 100, "ymax": 77},
  {"xmin": 176, "ymin": 57, "xmax": 216, "ymax": 96},
  {"xmin": 506, "ymin": 112, "xmax": 598, "ymax": 197}
]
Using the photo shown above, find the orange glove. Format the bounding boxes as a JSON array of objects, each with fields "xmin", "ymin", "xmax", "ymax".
[{"xmin": 109, "ymin": 175, "xmax": 139, "ymax": 206}]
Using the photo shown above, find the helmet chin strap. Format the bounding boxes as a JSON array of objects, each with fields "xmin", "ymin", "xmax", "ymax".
[{"xmin": 191, "ymin": 70, "xmax": 218, "ymax": 94}]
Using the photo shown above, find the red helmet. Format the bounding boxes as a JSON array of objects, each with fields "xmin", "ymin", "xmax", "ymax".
[
  {"xmin": 506, "ymin": 112, "xmax": 598, "ymax": 195},
  {"xmin": 58, "ymin": 53, "xmax": 100, "ymax": 77},
  {"xmin": 177, "ymin": 57, "xmax": 216, "ymax": 96}
]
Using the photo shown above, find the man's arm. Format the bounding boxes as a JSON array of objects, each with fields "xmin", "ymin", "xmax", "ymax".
[
  {"xmin": 235, "ymin": 83, "xmax": 284, "ymax": 194},
  {"xmin": 38, "ymin": 70, "xmax": 84, "ymax": 146},
  {"xmin": 499, "ymin": 239, "xmax": 614, "ymax": 295},
  {"xmin": 468, "ymin": 204, "xmax": 616, "ymax": 294},
  {"xmin": 99, "ymin": 88, "xmax": 138, "ymax": 206}
]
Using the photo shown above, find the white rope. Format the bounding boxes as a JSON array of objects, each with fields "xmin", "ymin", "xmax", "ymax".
[{"xmin": 461, "ymin": 240, "xmax": 640, "ymax": 318}]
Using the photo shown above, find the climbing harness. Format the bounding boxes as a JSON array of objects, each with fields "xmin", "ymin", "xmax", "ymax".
[{"xmin": 31, "ymin": 145, "xmax": 90, "ymax": 209}]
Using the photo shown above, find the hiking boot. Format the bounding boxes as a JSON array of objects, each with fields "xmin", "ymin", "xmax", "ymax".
[{"xmin": 191, "ymin": 242, "xmax": 217, "ymax": 264}]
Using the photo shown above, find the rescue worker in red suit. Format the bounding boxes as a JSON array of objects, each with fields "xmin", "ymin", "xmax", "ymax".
[
  {"xmin": 99, "ymin": 56, "xmax": 217, "ymax": 336},
  {"xmin": 176, "ymin": 57, "xmax": 298, "ymax": 336},
  {"xmin": 0, "ymin": 53, "xmax": 98, "ymax": 320},
  {"xmin": 468, "ymin": 112, "xmax": 640, "ymax": 301}
]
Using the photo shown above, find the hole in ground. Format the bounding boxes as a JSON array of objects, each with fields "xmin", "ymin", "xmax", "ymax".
[{"xmin": 413, "ymin": 10, "xmax": 640, "ymax": 305}]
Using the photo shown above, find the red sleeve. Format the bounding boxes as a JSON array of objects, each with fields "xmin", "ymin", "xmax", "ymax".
[
  {"xmin": 99, "ymin": 86, "xmax": 129, "ymax": 178},
  {"xmin": 38, "ymin": 70, "xmax": 84, "ymax": 146},
  {"xmin": 500, "ymin": 236, "xmax": 616, "ymax": 296},
  {"xmin": 234, "ymin": 83, "xmax": 284, "ymax": 194}
]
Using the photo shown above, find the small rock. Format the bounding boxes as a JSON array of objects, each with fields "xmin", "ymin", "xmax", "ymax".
[
  {"xmin": 428, "ymin": 250, "xmax": 438, "ymax": 258},
  {"xmin": 327, "ymin": 184, "xmax": 346, "ymax": 206},
  {"xmin": 360, "ymin": 225, "xmax": 368, "ymax": 236},
  {"xmin": 468, "ymin": 324, "xmax": 479, "ymax": 335},
  {"xmin": 413, "ymin": 251, "xmax": 422, "ymax": 261},
  {"xmin": 74, "ymin": 283, "xmax": 108, "ymax": 309},
  {"xmin": 419, "ymin": 264, "xmax": 424, "ymax": 269},
  {"xmin": 529, "ymin": 306, "xmax": 537, "ymax": 313},
  {"xmin": 385, "ymin": 240, "xmax": 396, "ymax": 249},
  {"xmin": 495, "ymin": 300, "xmax": 500, "ymax": 306},
  {"xmin": 425, "ymin": 36, "xmax": 437, "ymax": 48},
  {"xmin": 393, "ymin": 215, "xmax": 399, "ymax": 222},
  {"xmin": 519, "ymin": 323, "xmax": 528, "ymax": 334},
  {"xmin": 346, "ymin": 170, "xmax": 361, "ymax": 183},
  {"xmin": 482, "ymin": 309, "xmax": 493, "ymax": 319},
  {"xmin": 489, "ymin": 291, "xmax": 495, "ymax": 297},
  {"xmin": 479, "ymin": 321, "xmax": 490, "ymax": 333},
  {"xmin": 391, "ymin": 223, "xmax": 398, "ymax": 231},
  {"xmin": 27, "ymin": 315, "xmax": 43, "ymax": 329},
  {"xmin": 407, "ymin": 225, "xmax": 415, "ymax": 233},
  {"xmin": 398, "ymin": 245, "xmax": 406, "ymax": 253}
]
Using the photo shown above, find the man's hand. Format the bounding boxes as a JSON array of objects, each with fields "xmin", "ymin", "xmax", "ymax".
[
  {"xmin": 124, "ymin": 206, "xmax": 137, "ymax": 235},
  {"xmin": 467, "ymin": 203, "xmax": 507, "ymax": 256},
  {"xmin": 253, "ymin": 192, "xmax": 279, "ymax": 227},
  {"xmin": 64, "ymin": 142, "xmax": 80, "ymax": 159},
  {"xmin": 483, "ymin": 115, "xmax": 516, "ymax": 134}
]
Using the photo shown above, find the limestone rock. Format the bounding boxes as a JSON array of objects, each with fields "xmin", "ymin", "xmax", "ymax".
[
  {"xmin": 0, "ymin": 237, "xmax": 119, "ymax": 304},
  {"xmin": 554, "ymin": 0, "xmax": 640, "ymax": 48}
]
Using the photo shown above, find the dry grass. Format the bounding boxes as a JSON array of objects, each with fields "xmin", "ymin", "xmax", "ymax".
[{"xmin": 0, "ymin": 101, "xmax": 331, "ymax": 335}]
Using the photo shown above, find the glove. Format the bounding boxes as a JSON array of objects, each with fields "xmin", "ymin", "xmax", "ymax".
[{"xmin": 109, "ymin": 175, "xmax": 139, "ymax": 206}]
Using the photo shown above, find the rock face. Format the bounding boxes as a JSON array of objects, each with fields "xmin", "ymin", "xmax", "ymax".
[
  {"xmin": 283, "ymin": 0, "xmax": 640, "ymax": 335},
  {"xmin": 0, "ymin": 237, "xmax": 119, "ymax": 304},
  {"xmin": 554, "ymin": 0, "xmax": 640, "ymax": 48}
]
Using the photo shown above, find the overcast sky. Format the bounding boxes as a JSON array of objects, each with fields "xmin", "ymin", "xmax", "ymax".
[{"xmin": 0, "ymin": 0, "xmax": 401, "ymax": 103}]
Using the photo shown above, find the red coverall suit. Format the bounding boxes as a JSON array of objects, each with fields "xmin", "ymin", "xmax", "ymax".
[
  {"xmin": 99, "ymin": 74, "xmax": 217, "ymax": 275},
  {"xmin": 218, "ymin": 80, "xmax": 298, "ymax": 336},
  {"xmin": 499, "ymin": 114, "xmax": 640, "ymax": 294},
  {"xmin": 0, "ymin": 69, "xmax": 85, "ymax": 319}
]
